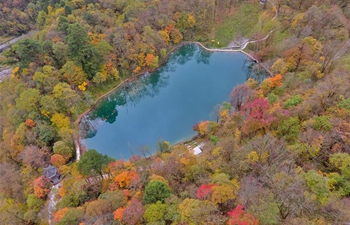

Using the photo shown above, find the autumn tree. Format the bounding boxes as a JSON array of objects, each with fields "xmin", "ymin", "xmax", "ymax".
[
  {"xmin": 33, "ymin": 176, "xmax": 50, "ymax": 198},
  {"xmin": 123, "ymin": 198, "xmax": 144, "ymax": 225},
  {"xmin": 143, "ymin": 201, "xmax": 166, "ymax": 223},
  {"xmin": 19, "ymin": 145, "xmax": 50, "ymax": 169},
  {"xmin": 197, "ymin": 184, "xmax": 217, "ymax": 200},
  {"xmin": 230, "ymin": 83, "xmax": 255, "ymax": 111},
  {"xmin": 77, "ymin": 149, "xmax": 114, "ymax": 178},
  {"xmin": 178, "ymin": 198, "xmax": 223, "ymax": 224},
  {"xmin": 241, "ymin": 98, "xmax": 274, "ymax": 135},
  {"xmin": 60, "ymin": 61, "xmax": 87, "ymax": 87},
  {"xmin": 85, "ymin": 199, "xmax": 112, "ymax": 217},
  {"xmin": 227, "ymin": 204, "xmax": 259, "ymax": 225},
  {"xmin": 53, "ymin": 141, "xmax": 73, "ymax": 161},
  {"xmin": 16, "ymin": 88, "xmax": 41, "ymax": 113}
]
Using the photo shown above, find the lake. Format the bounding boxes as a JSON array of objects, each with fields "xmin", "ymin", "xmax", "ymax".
[{"xmin": 79, "ymin": 44, "xmax": 263, "ymax": 159}]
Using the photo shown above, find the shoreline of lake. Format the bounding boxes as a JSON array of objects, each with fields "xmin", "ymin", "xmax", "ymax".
[{"xmin": 73, "ymin": 42, "xmax": 269, "ymax": 160}]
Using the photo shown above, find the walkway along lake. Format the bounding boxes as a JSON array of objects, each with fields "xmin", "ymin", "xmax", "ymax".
[{"xmin": 79, "ymin": 44, "xmax": 266, "ymax": 159}]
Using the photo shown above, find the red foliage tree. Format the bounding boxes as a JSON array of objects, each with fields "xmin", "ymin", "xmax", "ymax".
[
  {"xmin": 196, "ymin": 184, "xmax": 217, "ymax": 200},
  {"xmin": 241, "ymin": 98, "xmax": 274, "ymax": 135},
  {"xmin": 227, "ymin": 205, "xmax": 259, "ymax": 225}
]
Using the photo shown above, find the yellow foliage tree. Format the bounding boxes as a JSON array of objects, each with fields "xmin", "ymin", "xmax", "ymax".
[
  {"xmin": 211, "ymin": 185, "xmax": 236, "ymax": 205},
  {"xmin": 51, "ymin": 113, "xmax": 70, "ymax": 130}
]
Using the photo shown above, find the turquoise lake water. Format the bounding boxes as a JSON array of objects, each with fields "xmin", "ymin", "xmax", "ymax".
[{"xmin": 80, "ymin": 44, "xmax": 262, "ymax": 159}]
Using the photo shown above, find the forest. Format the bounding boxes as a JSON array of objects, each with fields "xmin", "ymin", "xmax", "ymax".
[{"xmin": 1, "ymin": 0, "xmax": 350, "ymax": 224}]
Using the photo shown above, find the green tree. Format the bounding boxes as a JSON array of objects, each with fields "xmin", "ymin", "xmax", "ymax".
[
  {"xmin": 66, "ymin": 23, "xmax": 102, "ymax": 79},
  {"xmin": 143, "ymin": 201, "xmax": 166, "ymax": 223},
  {"xmin": 77, "ymin": 149, "xmax": 114, "ymax": 177},
  {"xmin": 16, "ymin": 88, "xmax": 41, "ymax": 113},
  {"xmin": 143, "ymin": 181, "xmax": 171, "ymax": 204},
  {"xmin": 53, "ymin": 141, "xmax": 73, "ymax": 160},
  {"xmin": 60, "ymin": 61, "xmax": 87, "ymax": 86},
  {"xmin": 66, "ymin": 23, "xmax": 89, "ymax": 63},
  {"xmin": 14, "ymin": 38, "xmax": 43, "ymax": 68},
  {"xmin": 276, "ymin": 117, "xmax": 301, "ymax": 143},
  {"xmin": 303, "ymin": 170, "xmax": 330, "ymax": 205}
]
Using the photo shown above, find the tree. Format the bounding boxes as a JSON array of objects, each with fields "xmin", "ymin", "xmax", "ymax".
[
  {"xmin": 33, "ymin": 176, "xmax": 50, "ymax": 198},
  {"xmin": 66, "ymin": 23, "xmax": 89, "ymax": 63},
  {"xmin": 19, "ymin": 145, "xmax": 50, "ymax": 169},
  {"xmin": 113, "ymin": 170, "xmax": 138, "ymax": 189},
  {"xmin": 123, "ymin": 198, "xmax": 144, "ymax": 225},
  {"xmin": 143, "ymin": 180, "xmax": 171, "ymax": 204},
  {"xmin": 178, "ymin": 198, "xmax": 223, "ymax": 224},
  {"xmin": 16, "ymin": 88, "xmax": 41, "ymax": 113},
  {"xmin": 85, "ymin": 199, "xmax": 112, "ymax": 217},
  {"xmin": 56, "ymin": 207, "xmax": 83, "ymax": 225},
  {"xmin": 51, "ymin": 113, "xmax": 70, "ymax": 130},
  {"xmin": 227, "ymin": 204, "xmax": 259, "ymax": 225},
  {"xmin": 53, "ymin": 207, "xmax": 69, "ymax": 223},
  {"xmin": 51, "ymin": 154, "xmax": 66, "ymax": 168},
  {"xmin": 211, "ymin": 184, "xmax": 237, "ymax": 205},
  {"xmin": 14, "ymin": 38, "xmax": 43, "ymax": 68},
  {"xmin": 113, "ymin": 207, "xmax": 124, "ymax": 221},
  {"xmin": 197, "ymin": 184, "xmax": 217, "ymax": 200},
  {"xmin": 0, "ymin": 163, "xmax": 22, "ymax": 199},
  {"xmin": 143, "ymin": 201, "xmax": 166, "ymax": 223},
  {"xmin": 145, "ymin": 53, "xmax": 159, "ymax": 69},
  {"xmin": 60, "ymin": 61, "xmax": 87, "ymax": 86},
  {"xmin": 303, "ymin": 170, "xmax": 330, "ymax": 205},
  {"xmin": 276, "ymin": 117, "xmax": 301, "ymax": 143},
  {"xmin": 241, "ymin": 98, "xmax": 274, "ymax": 135},
  {"xmin": 66, "ymin": 23, "xmax": 102, "ymax": 79},
  {"xmin": 53, "ymin": 141, "xmax": 73, "ymax": 160},
  {"xmin": 230, "ymin": 83, "xmax": 255, "ymax": 111},
  {"xmin": 77, "ymin": 149, "xmax": 114, "ymax": 177}
]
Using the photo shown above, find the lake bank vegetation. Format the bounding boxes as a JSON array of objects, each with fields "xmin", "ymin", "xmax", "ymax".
[{"xmin": 1, "ymin": 0, "xmax": 350, "ymax": 224}]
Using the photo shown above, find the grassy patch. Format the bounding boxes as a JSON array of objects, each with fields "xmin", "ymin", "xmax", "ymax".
[{"xmin": 214, "ymin": 3, "xmax": 260, "ymax": 46}]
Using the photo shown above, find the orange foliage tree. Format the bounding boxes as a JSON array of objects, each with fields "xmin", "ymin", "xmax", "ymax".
[
  {"xmin": 112, "ymin": 170, "xmax": 140, "ymax": 189},
  {"xmin": 145, "ymin": 54, "xmax": 155, "ymax": 67},
  {"xmin": 53, "ymin": 207, "xmax": 69, "ymax": 223},
  {"xmin": 51, "ymin": 154, "xmax": 66, "ymax": 167},
  {"xmin": 113, "ymin": 207, "xmax": 124, "ymax": 221},
  {"xmin": 25, "ymin": 119, "xmax": 35, "ymax": 128},
  {"xmin": 268, "ymin": 74, "xmax": 282, "ymax": 87},
  {"xmin": 33, "ymin": 176, "xmax": 50, "ymax": 198}
]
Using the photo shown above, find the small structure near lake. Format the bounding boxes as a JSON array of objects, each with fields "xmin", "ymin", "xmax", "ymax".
[{"xmin": 43, "ymin": 165, "xmax": 61, "ymax": 185}]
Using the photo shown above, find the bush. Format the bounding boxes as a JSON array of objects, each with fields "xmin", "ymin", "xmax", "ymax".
[{"xmin": 284, "ymin": 95, "xmax": 303, "ymax": 108}]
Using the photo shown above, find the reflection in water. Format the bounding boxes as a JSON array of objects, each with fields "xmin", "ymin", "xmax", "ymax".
[
  {"xmin": 80, "ymin": 44, "xmax": 215, "ymax": 139},
  {"xmin": 79, "ymin": 44, "xmax": 267, "ymax": 159}
]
